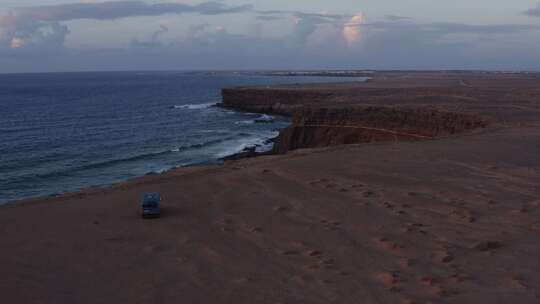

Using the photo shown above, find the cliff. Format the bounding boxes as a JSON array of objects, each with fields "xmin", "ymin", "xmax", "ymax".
[
  {"xmin": 221, "ymin": 87, "xmax": 333, "ymax": 115},
  {"xmin": 220, "ymin": 82, "xmax": 490, "ymax": 154},
  {"xmin": 272, "ymin": 107, "xmax": 488, "ymax": 153}
]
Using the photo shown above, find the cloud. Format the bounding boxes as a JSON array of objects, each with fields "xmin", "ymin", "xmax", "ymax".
[
  {"xmin": 361, "ymin": 21, "xmax": 540, "ymax": 35},
  {"xmin": 151, "ymin": 24, "xmax": 169, "ymax": 42},
  {"xmin": 384, "ymin": 15, "xmax": 412, "ymax": 21},
  {"xmin": 344, "ymin": 19, "xmax": 540, "ymax": 69},
  {"xmin": 3, "ymin": 19, "xmax": 540, "ymax": 73},
  {"xmin": 257, "ymin": 9, "xmax": 351, "ymax": 23},
  {"xmin": 293, "ymin": 11, "xmax": 349, "ymax": 21},
  {"xmin": 0, "ymin": 1, "xmax": 252, "ymax": 50},
  {"xmin": 343, "ymin": 13, "xmax": 364, "ymax": 45},
  {"xmin": 1, "ymin": 3, "xmax": 540, "ymax": 72},
  {"xmin": 131, "ymin": 24, "xmax": 169, "ymax": 48},
  {"xmin": 258, "ymin": 10, "xmax": 362, "ymax": 46},
  {"xmin": 524, "ymin": 2, "xmax": 540, "ymax": 17},
  {"xmin": 7, "ymin": 1, "xmax": 253, "ymax": 22},
  {"xmin": 255, "ymin": 15, "xmax": 282, "ymax": 21},
  {"xmin": 0, "ymin": 19, "xmax": 70, "ymax": 50},
  {"xmin": 291, "ymin": 16, "xmax": 321, "ymax": 44}
]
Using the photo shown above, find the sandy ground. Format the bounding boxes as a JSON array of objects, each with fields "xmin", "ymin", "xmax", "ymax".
[{"xmin": 1, "ymin": 72, "xmax": 540, "ymax": 303}]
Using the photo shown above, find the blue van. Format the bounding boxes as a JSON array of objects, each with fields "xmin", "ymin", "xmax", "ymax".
[{"xmin": 142, "ymin": 193, "xmax": 161, "ymax": 219}]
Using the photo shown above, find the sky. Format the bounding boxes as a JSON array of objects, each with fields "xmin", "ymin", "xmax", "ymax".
[{"xmin": 0, "ymin": 0, "xmax": 540, "ymax": 73}]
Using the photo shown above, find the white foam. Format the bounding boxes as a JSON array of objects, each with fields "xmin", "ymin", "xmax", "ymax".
[
  {"xmin": 255, "ymin": 114, "xmax": 275, "ymax": 122},
  {"xmin": 235, "ymin": 114, "xmax": 276, "ymax": 125},
  {"xmin": 173, "ymin": 102, "xmax": 217, "ymax": 110},
  {"xmin": 235, "ymin": 120, "xmax": 255, "ymax": 125},
  {"xmin": 215, "ymin": 130, "xmax": 279, "ymax": 158},
  {"xmin": 154, "ymin": 167, "xmax": 170, "ymax": 174}
]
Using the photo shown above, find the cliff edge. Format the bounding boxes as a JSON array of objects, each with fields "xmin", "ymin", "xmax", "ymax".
[{"xmin": 218, "ymin": 74, "xmax": 510, "ymax": 153}]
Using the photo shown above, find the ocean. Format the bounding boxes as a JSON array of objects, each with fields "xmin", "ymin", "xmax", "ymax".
[{"xmin": 0, "ymin": 71, "xmax": 360, "ymax": 203}]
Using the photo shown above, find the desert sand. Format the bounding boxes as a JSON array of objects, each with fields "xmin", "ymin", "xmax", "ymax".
[{"xmin": 1, "ymin": 72, "xmax": 539, "ymax": 303}]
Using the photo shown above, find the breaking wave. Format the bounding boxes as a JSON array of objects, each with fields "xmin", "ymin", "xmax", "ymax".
[
  {"xmin": 172, "ymin": 102, "xmax": 217, "ymax": 110},
  {"xmin": 235, "ymin": 114, "xmax": 276, "ymax": 125}
]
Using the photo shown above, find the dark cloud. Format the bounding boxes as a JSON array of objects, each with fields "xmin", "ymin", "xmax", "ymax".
[
  {"xmin": 384, "ymin": 15, "xmax": 412, "ymax": 21},
  {"xmin": 291, "ymin": 17, "xmax": 320, "ymax": 44},
  {"xmin": 8, "ymin": 1, "xmax": 253, "ymax": 22},
  {"xmin": 255, "ymin": 15, "xmax": 283, "ymax": 21},
  {"xmin": 257, "ymin": 9, "xmax": 350, "ymax": 22},
  {"xmin": 293, "ymin": 12, "xmax": 349, "ymax": 21},
  {"xmin": 524, "ymin": 2, "xmax": 540, "ymax": 17},
  {"xmin": 131, "ymin": 24, "xmax": 169, "ymax": 48},
  {"xmin": 346, "ymin": 19, "xmax": 540, "ymax": 70},
  {"xmin": 151, "ymin": 24, "xmax": 169, "ymax": 42},
  {"xmin": 430, "ymin": 22, "xmax": 540, "ymax": 34},
  {"xmin": 359, "ymin": 21, "xmax": 540, "ymax": 35},
  {"xmin": 0, "ymin": 1, "xmax": 252, "ymax": 50}
]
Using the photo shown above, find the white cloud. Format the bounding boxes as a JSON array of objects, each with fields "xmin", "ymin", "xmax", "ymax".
[
  {"xmin": 10, "ymin": 37, "xmax": 24, "ymax": 49},
  {"xmin": 343, "ymin": 13, "xmax": 364, "ymax": 46}
]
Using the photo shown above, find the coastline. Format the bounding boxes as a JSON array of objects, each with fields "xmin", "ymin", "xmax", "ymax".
[
  {"xmin": 1, "ymin": 71, "xmax": 539, "ymax": 303},
  {"xmin": 3, "ymin": 71, "xmax": 537, "ymax": 206}
]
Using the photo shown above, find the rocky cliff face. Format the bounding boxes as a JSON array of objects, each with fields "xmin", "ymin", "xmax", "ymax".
[
  {"xmin": 221, "ymin": 88, "xmax": 332, "ymax": 115},
  {"xmin": 220, "ymin": 87, "xmax": 489, "ymax": 154},
  {"xmin": 272, "ymin": 107, "xmax": 488, "ymax": 153}
]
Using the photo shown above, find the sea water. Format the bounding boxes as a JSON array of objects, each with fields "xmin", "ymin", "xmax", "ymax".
[{"xmin": 0, "ymin": 71, "xmax": 362, "ymax": 203}]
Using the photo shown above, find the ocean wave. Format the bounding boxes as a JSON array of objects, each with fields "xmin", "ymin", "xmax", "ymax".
[
  {"xmin": 255, "ymin": 114, "xmax": 275, "ymax": 123},
  {"xmin": 37, "ymin": 150, "xmax": 172, "ymax": 178},
  {"xmin": 2, "ymin": 137, "xmax": 238, "ymax": 184},
  {"xmin": 215, "ymin": 130, "xmax": 280, "ymax": 158},
  {"xmin": 172, "ymin": 102, "xmax": 217, "ymax": 110},
  {"xmin": 235, "ymin": 114, "xmax": 276, "ymax": 125},
  {"xmin": 235, "ymin": 120, "xmax": 255, "ymax": 125},
  {"xmin": 146, "ymin": 167, "xmax": 174, "ymax": 175}
]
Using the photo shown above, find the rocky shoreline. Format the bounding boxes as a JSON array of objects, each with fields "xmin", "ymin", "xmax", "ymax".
[{"xmin": 219, "ymin": 77, "xmax": 492, "ymax": 156}]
